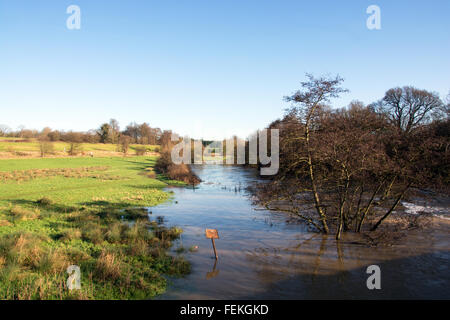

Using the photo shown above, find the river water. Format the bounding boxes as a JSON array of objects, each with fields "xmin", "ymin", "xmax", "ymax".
[{"xmin": 152, "ymin": 165, "xmax": 450, "ymax": 299}]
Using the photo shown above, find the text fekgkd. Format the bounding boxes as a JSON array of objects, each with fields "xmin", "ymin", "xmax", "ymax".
[{"xmin": 224, "ymin": 304, "xmax": 269, "ymax": 315}]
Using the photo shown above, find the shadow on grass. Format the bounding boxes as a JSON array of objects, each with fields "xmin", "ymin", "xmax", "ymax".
[
  {"xmin": 10, "ymin": 199, "xmax": 78, "ymax": 213},
  {"xmin": 10, "ymin": 198, "xmax": 146, "ymax": 216},
  {"xmin": 9, "ymin": 199, "xmax": 155, "ymax": 233},
  {"xmin": 126, "ymin": 184, "xmax": 171, "ymax": 190}
]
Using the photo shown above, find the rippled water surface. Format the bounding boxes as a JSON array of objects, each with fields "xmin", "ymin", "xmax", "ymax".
[{"xmin": 152, "ymin": 165, "xmax": 450, "ymax": 299}]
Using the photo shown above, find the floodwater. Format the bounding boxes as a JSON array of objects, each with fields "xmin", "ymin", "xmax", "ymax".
[{"xmin": 152, "ymin": 165, "xmax": 450, "ymax": 299}]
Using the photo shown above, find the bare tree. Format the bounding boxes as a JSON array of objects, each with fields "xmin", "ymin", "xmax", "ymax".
[
  {"xmin": 253, "ymin": 79, "xmax": 448, "ymax": 240},
  {"xmin": 109, "ymin": 119, "xmax": 120, "ymax": 144},
  {"xmin": 38, "ymin": 136, "xmax": 54, "ymax": 157},
  {"xmin": 118, "ymin": 135, "xmax": 132, "ymax": 155},
  {"xmin": 375, "ymin": 86, "xmax": 443, "ymax": 134},
  {"xmin": 445, "ymin": 90, "xmax": 450, "ymax": 118},
  {"xmin": 0, "ymin": 124, "xmax": 10, "ymax": 137},
  {"xmin": 282, "ymin": 74, "xmax": 348, "ymax": 234}
]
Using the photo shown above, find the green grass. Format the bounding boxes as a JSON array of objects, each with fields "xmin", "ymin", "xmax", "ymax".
[
  {"xmin": 0, "ymin": 157, "xmax": 170, "ymax": 205},
  {"xmin": 0, "ymin": 156, "xmax": 189, "ymax": 299}
]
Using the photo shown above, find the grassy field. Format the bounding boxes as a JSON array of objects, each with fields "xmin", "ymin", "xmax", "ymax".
[
  {"xmin": 0, "ymin": 155, "xmax": 189, "ymax": 299},
  {"xmin": 0, "ymin": 138, "xmax": 160, "ymax": 158}
]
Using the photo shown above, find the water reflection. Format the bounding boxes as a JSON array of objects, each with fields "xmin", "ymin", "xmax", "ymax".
[{"xmin": 206, "ymin": 260, "xmax": 219, "ymax": 280}]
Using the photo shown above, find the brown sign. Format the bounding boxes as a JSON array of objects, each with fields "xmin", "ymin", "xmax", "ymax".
[{"xmin": 205, "ymin": 229, "xmax": 219, "ymax": 239}]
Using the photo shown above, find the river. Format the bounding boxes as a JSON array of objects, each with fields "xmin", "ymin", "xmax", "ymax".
[{"xmin": 152, "ymin": 165, "xmax": 450, "ymax": 299}]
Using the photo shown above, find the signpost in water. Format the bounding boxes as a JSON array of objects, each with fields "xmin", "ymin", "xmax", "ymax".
[{"xmin": 205, "ymin": 229, "xmax": 219, "ymax": 260}]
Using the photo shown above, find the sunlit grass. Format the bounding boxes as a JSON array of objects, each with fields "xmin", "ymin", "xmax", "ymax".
[{"xmin": 0, "ymin": 156, "xmax": 189, "ymax": 299}]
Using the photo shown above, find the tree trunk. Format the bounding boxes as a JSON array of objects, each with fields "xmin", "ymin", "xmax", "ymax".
[
  {"xmin": 371, "ymin": 183, "xmax": 411, "ymax": 231},
  {"xmin": 336, "ymin": 201, "xmax": 344, "ymax": 240},
  {"xmin": 357, "ymin": 180, "xmax": 385, "ymax": 232},
  {"xmin": 305, "ymin": 112, "xmax": 329, "ymax": 234}
]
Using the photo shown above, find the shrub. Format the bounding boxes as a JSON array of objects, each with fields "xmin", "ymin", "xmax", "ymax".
[
  {"xmin": 95, "ymin": 250, "xmax": 122, "ymax": 281},
  {"xmin": 0, "ymin": 261, "xmax": 22, "ymax": 281},
  {"xmin": 0, "ymin": 232, "xmax": 47, "ymax": 266},
  {"xmin": 124, "ymin": 220, "xmax": 152, "ymax": 241},
  {"xmin": 68, "ymin": 142, "xmax": 83, "ymax": 156},
  {"xmin": 65, "ymin": 248, "xmax": 91, "ymax": 263},
  {"xmin": 135, "ymin": 146, "xmax": 146, "ymax": 156},
  {"xmin": 105, "ymin": 222, "xmax": 123, "ymax": 243},
  {"xmin": 60, "ymin": 228, "xmax": 82, "ymax": 242},
  {"xmin": 35, "ymin": 249, "xmax": 69, "ymax": 275},
  {"xmin": 39, "ymin": 141, "xmax": 54, "ymax": 157},
  {"xmin": 119, "ymin": 135, "xmax": 132, "ymax": 155},
  {"xmin": 36, "ymin": 197, "xmax": 53, "ymax": 206},
  {"xmin": 128, "ymin": 239, "xmax": 149, "ymax": 256},
  {"xmin": 81, "ymin": 223, "xmax": 104, "ymax": 244},
  {"xmin": 155, "ymin": 150, "xmax": 201, "ymax": 184},
  {"xmin": 10, "ymin": 206, "xmax": 40, "ymax": 221}
]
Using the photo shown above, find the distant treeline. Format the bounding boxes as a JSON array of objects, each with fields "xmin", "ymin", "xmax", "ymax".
[{"xmin": 0, "ymin": 120, "xmax": 174, "ymax": 147}]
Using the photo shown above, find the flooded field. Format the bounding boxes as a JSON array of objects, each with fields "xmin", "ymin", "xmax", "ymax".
[{"xmin": 153, "ymin": 165, "xmax": 450, "ymax": 299}]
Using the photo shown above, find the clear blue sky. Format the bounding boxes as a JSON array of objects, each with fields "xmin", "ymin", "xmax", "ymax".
[{"xmin": 0, "ymin": 0, "xmax": 449, "ymax": 140}]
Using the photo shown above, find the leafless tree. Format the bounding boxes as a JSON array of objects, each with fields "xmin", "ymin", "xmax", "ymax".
[
  {"xmin": 0, "ymin": 124, "xmax": 10, "ymax": 136},
  {"xmin": 109, "ymin": 119, "xmax": 120, "ymax": 144},
  {"xmin": 118, "ymin": 135, "xmax": 132, "ymax": 155},
  {"xmin": 374, "ymin": 86, "xmax": 443, "ymax": 134},
  {"xmin": 281, "ymin": 74, "xmax": 348, "ymax": 234},
  {"xmin": 253, "ymin": 77, "xmax": 448, "ymax": 240}
]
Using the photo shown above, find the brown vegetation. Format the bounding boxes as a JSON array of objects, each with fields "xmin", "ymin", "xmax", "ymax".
[
  {"xmin": 253, "ymin": 74, "xmax": 449, "ymax": 240},
  {"xmin": 38, "ymin": 140, "xmax": 54, "ymax": 157},
  {"xmin": 155, "ymin": 150, "xmax": 201, "ymax": 185},
  {"xmin": 0, "ymin": 166, "xmax": 110, "ymax": 183}
]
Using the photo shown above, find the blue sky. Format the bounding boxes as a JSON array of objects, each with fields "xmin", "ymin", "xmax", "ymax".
[{"xmin": 0, "ymin": 0, "xmax": 449, "ymax": 139}]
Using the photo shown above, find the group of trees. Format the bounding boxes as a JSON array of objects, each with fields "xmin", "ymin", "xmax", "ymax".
[
  {"xmin": 255, "ymin": 74, "xmax": 449, "ymax": 239},
  {"xmin": 0, "ymin": 119, "xmax": 179, "ymax": 158},
  {"xmin": 0, "ymin": 126, "xmax": 99, "ymax": 143},
  {"xmin": 0, "ymin": 119, "xmax": 175, "ymax": 153}
]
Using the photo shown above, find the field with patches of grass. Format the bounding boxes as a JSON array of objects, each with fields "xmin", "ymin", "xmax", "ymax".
[
  {"xmin": 0, "ymin": 138, "xmax": 160, "ymax": 158},
  {"xmin": 0, "ymin": 156, "xmax": 189, "ymax": 299}
]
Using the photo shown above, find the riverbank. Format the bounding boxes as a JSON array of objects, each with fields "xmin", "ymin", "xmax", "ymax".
[{"xmin": 0, "ymin": 156, "xmax": 190, "ymax": 299}]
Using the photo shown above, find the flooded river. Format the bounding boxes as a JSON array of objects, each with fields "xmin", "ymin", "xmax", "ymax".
[{"xmin": 153, "ymin": 165, "xmax": 450, "ymax": 299}]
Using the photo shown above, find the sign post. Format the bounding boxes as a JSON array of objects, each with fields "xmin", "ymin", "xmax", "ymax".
[{"xmin": 205, "ymin": 229, "xmax": 219, "ymax": 260}]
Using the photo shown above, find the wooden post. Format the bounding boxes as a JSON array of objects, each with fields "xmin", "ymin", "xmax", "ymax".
[
  {"xmin": 211, "ymin": 238, "xmax": 218, "ymax": 260},
  {"xmin": 205, "ymin": 229, "xmax": 219, "ymax": 260}
]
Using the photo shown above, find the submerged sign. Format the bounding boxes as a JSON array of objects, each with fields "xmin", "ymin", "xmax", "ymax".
[
  {"xmin": 205, "ymin": 229, "xmax": 219, "ymax": 239},
  {"xmin": 205, "ymin": 228, "xmax": 219, "ymax": 260}
]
